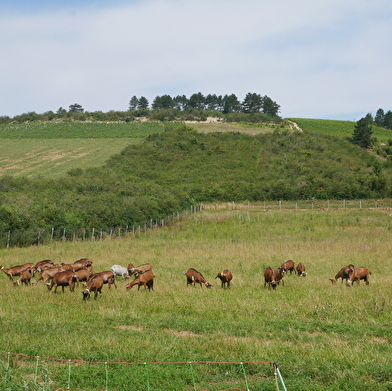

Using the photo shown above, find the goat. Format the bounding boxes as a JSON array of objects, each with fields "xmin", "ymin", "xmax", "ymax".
[
  {"xmin": 82, "ymin": 275, "xmax": 104, "ymax": 300},
  {"xmin": 47, "ymin": 270, "xmax": 78, "ymax": 293},
  {"xmin": 296, "ymin": 262, "xmax": 307, "ymax": 277},
  {"xmin": 346, "ymin": 267, "xmax": 371, "ymax": 286},
  {"xmin": 74, "ymin": 265, "xmax": 93, "ymax": 285},
  {"xmin": 87, "ymin": 271, "xmax": 117, "ymax": 289},
  {"xmin": 281, "ymin": 260, "xmax": 295, "ymax": 275},
  {"xmin": 264, "ymin": 267, "xmax": 277, "ymax": 289},
  {"xmin": 129, "ymin": 263, "xmax": 154, "ymax": 277},
  {"xmin": 73, "ymin": 258, "xmax": 92, "ymax": 270},
  {"xmin": 215, "ymin": 269, "xmax": 233, "ymax": 288},
  {"xmin": 35, "ymin": 260, "xmax": 54, "ymax": 273},
  {"xmin": 110, "ymin": 265, "xmax": 130, "ymax": 279},
  {"xmin": 0, "ymin": 263, "xmax": 35, "ymax": 281},
  {"xmin": 330, "ymin": 264, "xmax": 355, "ymax": 284},
  {"xmin": 126, "ymin": 269, "xmax": 154, "ymax": 291},
  {"xmin": 13, "ymin": 266, "xmax": 35, "ymax": 286},
  {"xmin": 184, "ymin": 268, "xmax": 212, "ymax": 288},
  {"xmin": 265, "ymin": 267, "xmax": 285, "ymax": 289},
  {"xmin": 35, "ymin": 266, "xmax": 66, "ymax": 284}
]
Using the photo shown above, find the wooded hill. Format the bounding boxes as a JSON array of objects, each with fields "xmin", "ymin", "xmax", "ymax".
[{"xmin": 2, "ymin": 118, "xmax": 392, "ymax": 247}]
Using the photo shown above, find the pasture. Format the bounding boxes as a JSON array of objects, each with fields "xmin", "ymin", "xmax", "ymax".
[
  {"xmin": 289, "ymin": 118, "xmax": 392, "ymax": 143},
  {"xmin": 1, "ymin": 205, "xmax": 392, "ymax": 390}
]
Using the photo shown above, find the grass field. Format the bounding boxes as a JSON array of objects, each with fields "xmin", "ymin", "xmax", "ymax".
[
  {"xmin": 1, "ymin": 205, "xmax": 392, "ymax": 390},
  {"xmin": 289, "ymin": 118, "xmax": 392, "ymax": 143}
]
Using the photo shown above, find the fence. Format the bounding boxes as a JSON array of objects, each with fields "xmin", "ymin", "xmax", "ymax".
[
  {"xmin": 2, "ymin": 199, "xmax": 392, "ymax": 249},
  {"xmin": 0, "ymin": 350, "xmax": 287, "ymax": 391}
]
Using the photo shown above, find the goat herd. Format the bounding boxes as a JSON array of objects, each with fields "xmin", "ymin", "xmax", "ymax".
[{"xmin": 0, "ymin": 258, "xmax": 371, "ymax": 300}]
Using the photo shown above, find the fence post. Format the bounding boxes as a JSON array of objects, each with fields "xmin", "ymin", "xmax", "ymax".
[
  {"xmin": 144, "ymin": 362, "xmax": 151, "ymax": 391},
  {"xmin": 240, "ymin": 362, "xmax": 250, "ymax": 391},
  {"xmin": 188, "ymin": 362, "xmax": 197, "ymax": 391},
  {"xmin": 105, "ymin": 362, "xmax": 108, "ymax": 391},
  {"xmin": 67, "ymin": 359, "xmax": 72, "ymax": 390},
  {"xmin": 34, "ymin": 356, "xmax": 40, "ymax": 385}
]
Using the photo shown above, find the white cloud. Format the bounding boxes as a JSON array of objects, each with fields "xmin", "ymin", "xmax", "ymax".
[{"xmin": 1, "ymin": 0, "xmax": 392, "ymax": 119}]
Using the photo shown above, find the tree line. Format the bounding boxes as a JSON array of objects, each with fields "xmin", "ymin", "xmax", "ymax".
[
  {"xmin": 129, "ymin": 92, "xmax": 280, "ymax": 116},
  {"xmin": 0, "ymin": 92, "xmax": 281, "ymax": 124}
]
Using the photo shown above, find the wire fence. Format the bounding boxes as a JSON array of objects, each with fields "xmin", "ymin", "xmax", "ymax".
[
  {"xmin": 2, "ymin": 199, "xmax": 392, "ymax": 249},
  {"xmin": 0, "ymin": 350, "xmax": 287, "ymax": 391}
]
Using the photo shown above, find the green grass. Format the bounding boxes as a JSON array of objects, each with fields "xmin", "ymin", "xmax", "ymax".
[
  {"xmin": 0, "ymin": 138, "xmax": 138, "ymax": 178},
  {"xmin": 1, "ymin": 206, "xmax": 392, "ymax": 390},
  {"xmin": 289, "ymin": 118, "xmax": 392, "ymax": 143}
]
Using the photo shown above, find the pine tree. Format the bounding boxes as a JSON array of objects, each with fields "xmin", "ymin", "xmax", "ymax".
[{"xmin": 351, "ymin": 116, "xmax": 374, "ymax": 148}]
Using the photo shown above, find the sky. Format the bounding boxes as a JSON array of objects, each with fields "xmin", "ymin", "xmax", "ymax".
[{"xmin": 1, "ymin": 0, "xmax": 391, "ymax": 120}]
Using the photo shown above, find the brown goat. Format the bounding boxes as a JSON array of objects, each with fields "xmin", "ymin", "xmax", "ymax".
[
  {"xmin": 296, "ymin": 262, "xmax": 307, "ymax": 277},
  {"xmin": 35, "ymin": 260, "xmax": 54, "ymax": 273},
  {"xmin": 129, "ymin": 263, "xmax": 154, "ymax": 277},
  {"xmin": 274, "ymin": 267, "xmax": 285, "ymax": 286},
  {"xmin": 184, "ymin": 268, "xmax": 212, "ymax": 288},
  {"xmin": 13, "ymin": 267, "xmax": 35, "ymax": 286},
  {"xmin": 126, "ymin": 269, "xmax": 154, "ymax": 291},
  {"xmin": 264, "ymin": 267, "xmax": 277, "ymax": 289},
  {"xmin": 330, "ymin": 264, "xmax": 355, "ymax": 284},
  {"xmin": 281, "ymin": 260, "xmax": 295, "ymax": 275},
  {"xmin": 47, "ymin": 270, "xmax": 78, "ymax": 293},
  {"xmin": 74, "ymin": 265, "xmax": 93, "ymax": 285},
  {"xmin": 35, "ymin": 266, "xmax": 66, "ymax": 284},
  {"xmin": 87, "ymin": 271, "xmax": 117, "ymax": 289},
  {"xmin": 0, "ymin": 263, "xmax": 35, "ymax": 281},
  {"xmin": 82, "ymin": 275, "xmax": 104, "ymax": 300},
  {"xmin": 346, "ymin": 267, "xmax": 371, "ymax": 286},
  {"xmin": 215, "ymin": 269, "xmax": 233, "ymax": 288}
]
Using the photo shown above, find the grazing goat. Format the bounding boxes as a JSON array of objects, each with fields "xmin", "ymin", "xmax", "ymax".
[
  {"xmin": 0, "ymin": 263, "xmax": 35, "ymax": 281},
  {"xmin": 73, "ymin": 258, "xmax": 92, "ymax": 270},
  {"xmin": 126, "ymin": 269, "xmax": 154, "ymax": 291},
  {"xmin": 82, "ymin": 275, "xmax": 104, "ymax": 300},
  {"xmin": 35, "ymin": 260, "xmax": 54, "ymax": 273},
  {"xmin": 215, "ymin": 269, "xmax": 233, "ymax": 288},
  {"xmin": 330, "ymin": 264, "xmax": 355, "ymax": 284},
  {"xmin": 74, "ymin": 266, "xmax": 93, "ymax": 285},
  {"xmin": 281, "ymin": 260, "xmax": 295, "ymax": 275},
  {"xmin": 296, "ymin": 262, "xmax": 307, "ymax": 277},
  {"xmin": 265, "ymin": 267, "xmax": 285, "ymax": 289},
  {"xmin": 87, "ymin": 271, "xmax": 117, "ymax": 289},
  {"xmin": 110, "ymin": 265, "xmax": 130, "ymax": 279},
  {"xmin": 35, "ymin": 266, "xmax": 66, "ymax": 284},
  {"xmin": 346, "ymin": 267, "xmax": 371, "ymax": 286},
  {"xmin": 264, "ymin": 267, "xmax": 277, "ymax": 290},
  {"xmin": 184, "ymin": 268, "xmax": 212, "ymax": 288},
  {"xmin": 47, "ymin": 270, "xmax": 78, "ymax": 293},
  {"xmin": 129, "ymin": 263, "xmax": 154, "ymax": 277},
  {"xmin": 13, "ymin": 266, "xmax": 35, "ymax": 286}
]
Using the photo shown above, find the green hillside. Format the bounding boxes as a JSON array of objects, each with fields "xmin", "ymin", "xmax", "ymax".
[{"xmin": 2, "ymin": 122, "xmax": 392, "ymax": 247}]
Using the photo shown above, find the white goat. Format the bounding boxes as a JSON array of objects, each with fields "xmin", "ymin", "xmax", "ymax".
[{"xmin": 110, "ymin": 265, "xmax": 130, "ymax": 279}]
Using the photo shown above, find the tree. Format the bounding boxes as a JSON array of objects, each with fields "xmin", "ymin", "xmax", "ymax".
[
  {"xmin": 138, "ymin": 96, "xmax": 149, "ymax": 109},
  {"xmin": 222, "ymin": 94, "xmax": 241, "ymax": 113},
  {"xmin": 242, "ymin": 93, "xmax": 262, "ymax": 113},
  {"xmin": 383, "ymin": 110, "xmax": 392, "ymax": 130},
  {"xmin": 68, "ymin": 103, "xmax": 84, "ymax": 113},
  {"xmin": 351, "ymin": 116, "xmax": 374, "ymax": 148},
  {"xmin": 188, "ymin": 92, "xmax": 205, "ymax": 109},
  {"xmin": 128, "ymin": 96, "xmax": 139, "ymax": 111},
  {"xmin": 56, "ymin": 107, "xmax": 67, "ymax": 115},
  {"xmin": 173, "ymin": 95, "xmax": 188, "ymax": 110},
  {"xmin": 374, "ymin": 108, "xmax": 385, "ymax": 126},
  {"xmin": 261, "ymin": 96, "xmax": 280, "ymax": 116}
]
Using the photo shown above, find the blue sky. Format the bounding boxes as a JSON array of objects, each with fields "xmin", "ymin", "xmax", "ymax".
[{"xmin": 1, "ymin": 0, "xmax": 391, "ymax": 120}]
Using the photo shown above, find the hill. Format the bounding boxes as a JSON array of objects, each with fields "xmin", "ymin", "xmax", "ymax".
[{"xmin": 1, "ymin": 121, "xmax": 392, "ymax": 247}]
